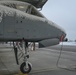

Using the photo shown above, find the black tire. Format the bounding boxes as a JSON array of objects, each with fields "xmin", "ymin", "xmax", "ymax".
[{"xmin": 20, "ymin": 62, "xmax": 31, "ymax": 74}]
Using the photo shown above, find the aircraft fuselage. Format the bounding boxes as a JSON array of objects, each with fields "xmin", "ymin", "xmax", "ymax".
[{"xmin": 0, "ymin": 4, "xmax": 66, "ymax": 42}]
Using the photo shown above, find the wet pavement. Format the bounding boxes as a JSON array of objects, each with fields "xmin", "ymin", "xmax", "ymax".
[{"xmin": 0, "ymin": 44, "xmax": 76, "ymax": 75}]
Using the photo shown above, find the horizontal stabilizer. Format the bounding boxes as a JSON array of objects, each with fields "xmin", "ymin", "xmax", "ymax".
[{"xmin": 39, "ymin": 38, "xmax": 59, "ymax": 48}]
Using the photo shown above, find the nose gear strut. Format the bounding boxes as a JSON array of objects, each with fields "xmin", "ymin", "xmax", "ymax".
[
  {"xmin": 13, "ymin": 40, "xmax": 32, "ymax": 74},
  {"xmin": 20, "ymin": 40, "xmax": 32, "ymax": 74}
]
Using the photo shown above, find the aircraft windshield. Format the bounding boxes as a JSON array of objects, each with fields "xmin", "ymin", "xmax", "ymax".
[
  {"xmin": 16, "ymin": 5, "xmax": 28, "ymax": 13},
  {"xmin": 30, "ymin": 6, "xmax": 45, "ymax": 18},
  {"xmin": 16, "ymin": 5, "xmax": 44, "ymax": 18}
]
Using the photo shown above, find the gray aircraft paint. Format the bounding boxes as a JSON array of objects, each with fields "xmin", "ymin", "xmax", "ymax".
[{"xmin": 0, "ymin": 5, "xmax": 65, "ymax": 41}]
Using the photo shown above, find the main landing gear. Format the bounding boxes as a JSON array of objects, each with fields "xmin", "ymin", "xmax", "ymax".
[{"xmin": 13, "ymin": 40, "xmax": 32, "ymax": 74}]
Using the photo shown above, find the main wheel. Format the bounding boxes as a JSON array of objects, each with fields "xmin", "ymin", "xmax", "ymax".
[{"xmin": 20, "ymin": 62, "xmax": 32, "ymax": 74}]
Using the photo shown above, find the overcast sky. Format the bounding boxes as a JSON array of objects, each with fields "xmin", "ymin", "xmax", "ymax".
[{"xmin": 41, "ymin": 0, "xmax": 76, "ymax": 40}]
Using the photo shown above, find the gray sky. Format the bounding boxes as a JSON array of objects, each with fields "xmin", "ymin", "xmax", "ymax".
[{"xmin": 41, "ymin": 0, "xmax": 76, "ymax": 40}]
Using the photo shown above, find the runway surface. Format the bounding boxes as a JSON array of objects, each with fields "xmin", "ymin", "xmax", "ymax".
[{"xmin": 0, "ymin": 43, "xmax": 76, "ymax": 75}]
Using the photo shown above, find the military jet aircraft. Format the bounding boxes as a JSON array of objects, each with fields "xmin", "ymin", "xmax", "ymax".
[{"xmin": 0, "ymin": 0, "xmax": 66, "ymax": 74}]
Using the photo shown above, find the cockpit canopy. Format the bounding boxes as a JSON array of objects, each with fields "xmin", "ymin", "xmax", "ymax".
[
  {"xmin": 0, "ymin": 1, "xmax": 45, "ymax": 18},
  {"xmin": 18, "ymin": 0, "xmax": 48, "ymax": 8}
]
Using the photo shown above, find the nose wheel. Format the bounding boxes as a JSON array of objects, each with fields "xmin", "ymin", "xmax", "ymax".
[
  {"xmin": 20, "ymin": 40, "xmax": 32, "ymax": 74},
  {"xmin": 20, "ymin": 62, "xmax": 32, "ymax": 74},
  {"xmin": 13, "ymin": 40, "xmax": 32, "ymax": 74}
]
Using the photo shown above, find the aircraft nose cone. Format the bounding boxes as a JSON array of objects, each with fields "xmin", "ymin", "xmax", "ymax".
[{"xmin": 48, "ymin": 20, "xmax": 66, "ymax": 41}]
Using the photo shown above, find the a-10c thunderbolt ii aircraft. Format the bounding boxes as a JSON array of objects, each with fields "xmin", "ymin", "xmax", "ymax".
[{"xmin": 0, "ymin": 0, "xmax": 66, "ymax": 74}]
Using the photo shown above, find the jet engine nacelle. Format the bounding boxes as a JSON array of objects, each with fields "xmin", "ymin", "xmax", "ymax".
[{"xmin": 39, "ymin": 38, "xmax": 60, "ymax": 48}]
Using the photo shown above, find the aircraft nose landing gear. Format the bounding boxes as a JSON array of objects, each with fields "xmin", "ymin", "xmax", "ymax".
[{"xmin": 20, "ymin": 41, "xmax": 32, "ymax": 74}]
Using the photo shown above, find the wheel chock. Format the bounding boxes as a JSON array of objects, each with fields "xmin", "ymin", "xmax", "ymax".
[{"xmin": 14, "ymin": 71, "xmax": 28, "ymax": 75}]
